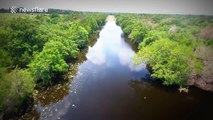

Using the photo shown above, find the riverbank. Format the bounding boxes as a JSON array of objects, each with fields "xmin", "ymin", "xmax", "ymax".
[
  {"xmin": 116, "ymin": 13, "xmax": 213, "ymax": 92},
  {"xmin": 16, "ymin": 32, "xmax": 99, "ymax": 120},
  {"xmin": 0, "ymin": 13, "xmax": 107, "ymax": 119},
  {"xmin": 1, "ymin": 14, "xmax": 213, "ymax": 120},
  {"xmin": 20, "ymin": 15, "xmax": 213, "ymax": 120}
]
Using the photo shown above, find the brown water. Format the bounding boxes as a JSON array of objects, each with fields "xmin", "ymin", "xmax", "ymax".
[{"xmin": 24, "ymin": 17, "xmax": 213, "ymax": 120}]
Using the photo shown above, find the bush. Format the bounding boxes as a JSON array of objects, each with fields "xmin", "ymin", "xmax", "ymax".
[
  {"xmin": 29, "ymin": 39, "xmax": 78, "ymax": 85},
  {"xmin": 80, "ymin": 16, "xmax": 98, "ymax": 34},
  {"xmin": 0, "ymin": 68, "xmax": 35, "ymax": 113},
  {"xmin": 168, "ymin": 31, "xmax": 192, "ymax": 46},
  {"xmin": 134, "ymin": 39, "xmax": 192, "ymax": 86},
  {"xmin": 0, "ymin": 49, "xmax": 12, "ymax": 67},
  {"xmin": 8, "ymin": 18, "xmax": 40, "ymax": 67},
  {"xmin": 129, "ymin": 23, "xmax": 149, "ymax": 44},
  {"xmin": 204, "ymin": 40, "xmax": 213, "ymax": 47},
  {"xmin": 68, "ymin": 22, "xmax": 89, "ymax": 48},
  {"xmin": 139, "ymin": 30, "xmax": 167, "ymax": 48}
]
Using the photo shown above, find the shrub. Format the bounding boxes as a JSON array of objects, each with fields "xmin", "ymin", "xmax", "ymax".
[
  {"xmin": 29, "ymin": 39, "xmax": 78, "ymax": 85},
  {"xmin": 0, "ymin": 68, "xmax": 35, "ymax": 113},
  {"xmin": 134, "ymin": 39, "xmax": 192, "ymax": 86}
]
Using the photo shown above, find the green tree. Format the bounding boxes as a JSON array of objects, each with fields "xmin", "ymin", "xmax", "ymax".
[
  {"xmin": 8, "ymin": 18, "xmax": 40, "ymax": 67},
  {"xmin": 0, "ymin": 68, "xmax": 35, "ymax": 113},
  {"xmin": 0, "ymin": 28, "xmax": 10, "ymax": 48},
  {"xmin": 129, "ymin": 23, "xmax": 149, "ymax": 44},
  {"xmin": 80, "ymin": 16, "xmax": 98, "ymax": 34},
  {"xmin": 139, "ymin": 30, "xmax": 167, "ymax": 48},
  {"xmin": 68, "ymin": 22, "xmax": 89, "ymax": 48},
  {"xmin": 168, "ymin": 31, "xmax": 192, "ymax": 46},
  {"xmin": 0, "ymin": 49, "xmax": 12, "ymax": 67},
  {"xmin": 134, "ymin": 39, "xmax": 192, "ymax": 86},
  {"xmin": 29, "ymin": 39, "xmax": 78, "ymax": 85}
]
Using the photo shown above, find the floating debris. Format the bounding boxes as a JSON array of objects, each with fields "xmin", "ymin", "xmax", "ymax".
[
  {"xmin": 178, "ymin": 87, "xmax": 189, "ymax": 93},
  {"xmin": 72, "ymin": 104, "xmax": 76, "ymax": 108}
]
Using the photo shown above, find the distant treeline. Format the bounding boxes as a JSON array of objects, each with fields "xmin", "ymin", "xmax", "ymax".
[{"xmin": 0, "ymin": 8, "xmax": 9, "ymax": 13}]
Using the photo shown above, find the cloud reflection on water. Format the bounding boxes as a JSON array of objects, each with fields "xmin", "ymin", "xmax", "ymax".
[{"xmin": 86, "ymin": 19, "xmax": 145, "ymax": 71}]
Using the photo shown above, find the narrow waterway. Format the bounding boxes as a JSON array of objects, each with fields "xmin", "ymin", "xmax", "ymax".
[{"xmin": 28, "ymin": 16, "xmax": 213, "ymax": 120}]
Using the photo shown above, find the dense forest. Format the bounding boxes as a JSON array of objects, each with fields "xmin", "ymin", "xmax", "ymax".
[
  {"xmin": 0, "ymin": 12, "xmax": 213, "ymax": 119},
  {"xmin": 116, "ymin": 14, "xmax": 213, "ymax": 88},
  {"xmin": 0, "ymin": 12, "xmax": 107, "ymax": 118}
]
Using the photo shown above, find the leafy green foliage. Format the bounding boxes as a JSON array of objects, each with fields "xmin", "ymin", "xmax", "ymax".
[
  {"xmin": 0, "ymin": 68, "xmax": 35, "ymax": 113},
  {"xmin": 117, "ymin": 13, "xmax": 213, "ymax": 86},
  {"xmin": 168, "ymin": 31, "xmax": 192, "ymax": 46},
  {"xmin": 194, "ymin": 60, "xmax": 203, "ymax": 74},
  {"xmin": 8, "ymin": 18, "xmax": 41, "ymax": 67},
  {"xmin": 204, "ymin": 40, "xmax": 213, "ymax": 47},
  {"xmin": 0, "ymin": 13, "xmax": 106, "ymax": 85},
  {"xmin": 0, "ymin": 49, "xmax": 12, "ymax": 67},
  {"xmin": 0, "ymin": 28, "xmax": 10, "ymax": 48},
  {"xmin": 69, "ymin": 22, "xmax": 89, "ymax": 48},
  {"xmin": 80, "ymin": 17, "xmax": 98, "ymax": 34},
  {"xmin": 129, "ymin": 23, "xmax": 149, "ymax": 44},
  {"xmin": 134, "ymin": 39, "xmax": 192, "ymax": 86},
  {"xmin": 27, "ymin": 13, "xmax": 105, "ymax": 85},
  {"xmin": 29, "ymin": 39, "xmax": 78, "ymax": 85},
  {"xmin": 0, "ymin": 13, "xmax": 106, "ymax": 116},
  {"xmin": 138, "ymin": 30, "xmax": 167, "ymax": 48}
]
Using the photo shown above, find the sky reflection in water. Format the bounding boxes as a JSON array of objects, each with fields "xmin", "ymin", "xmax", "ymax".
[
  {"xmin": 86, "ymin": 20, "xmax": 146, "ymax": 71},
  {"xmin": 35, "ymin": 18, "xmax": 149, "ymax": 120}
]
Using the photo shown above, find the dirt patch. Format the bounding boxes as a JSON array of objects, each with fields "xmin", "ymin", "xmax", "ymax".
[
  {"xmin": 142, "ymin": 18, "xmax": 156, "ymax": 29},
  {"xmin": 188, "ymin": 75, "xmax": 213, "ymax": 91},
  {"xmin": 188, "ymin": 45, "xmax": 213, "ymax": 91},
  {"xmin": 199, "ymin": 26, "xmax": 213, "ymax": 40}
]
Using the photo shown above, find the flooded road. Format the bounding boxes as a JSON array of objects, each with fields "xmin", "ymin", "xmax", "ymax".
[{"xmin": 29, "ymin": 16, "xmax": 213, "ymax": 120}]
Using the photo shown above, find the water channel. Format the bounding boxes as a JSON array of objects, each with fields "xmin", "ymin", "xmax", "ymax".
[{"xmin": 26, "ymin": 16, "xmax": 213, "ymax": 120}]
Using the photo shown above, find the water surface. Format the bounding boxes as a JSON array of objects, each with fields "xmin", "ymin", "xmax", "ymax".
[{"xmin": 33, "ymin": 16, "xmax": 213, "ymax": 120}]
